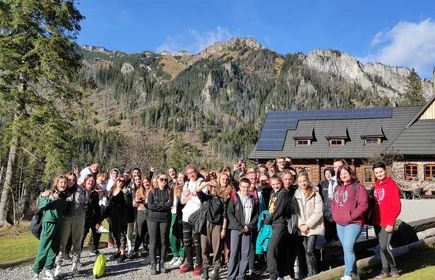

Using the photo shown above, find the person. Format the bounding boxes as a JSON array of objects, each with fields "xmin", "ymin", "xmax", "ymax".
[
  {"xmin": 55, "ymin": 173, "xmax": 86, "ymax": 277},
  {"xmin": 107, "ymin": 176, "xmax": 132, "ymax": 263},
  {"xmin": 258, "ymin": 172, "xmax": 272, "ymax": 212},
  {"xmin": 80, "ymin": 175, "xmax": 102, "ymax": 256},
  {"xmin": 168, "ymin": 167, "xmax": 178, "ymax": 189},
  {"xmin": 33, "ymin": 176, "xmax": 70, "ymax": 280},
  {"xmin": 179, "ymin": 164, "xmax": 206, "ymax": 275},
  {"xmin": 232, "ymin": 159, "xmax": 246, "ymax": 183},
  {"xmin": 275, "ymin": 157, "xmax": 286, "ymax": 173},
  {"xmin": 331, "ymin": 165, "xmax": 368, "ymax": 280},
  {"xmin": 95, "ymin": 172, "xmax": 110, "ymax": 233},
  {"xmin": 291, "ymin": 172, "xmax": 324, "ymax": 277},
  {"xmin": 226, "ymin": 178, "xmax": 259, "ymax": 280},
  {"xmin": 317, "ymin": 167, "xmax": 339, "ymax": 242},
  {"xmin": 77, "ymin": 163, "xmax": 100, "ymax": 185},
  {"xmin": 264, "ymin": 174, "xmax": 289, "ymax": 280},
  {"xmin": 128, "ymin": 175, "xmax": 146, "ymax": 260},
  {"xmin": 372, "ymin": 162, "xmax": 401, "ymax": 279},
  {"xmin": 62, "ymin": 172, "xmax": 80, "ymax": 260},
  {"xmin": 106, "ymin": 168, "xmax": 120, "ymax": 248},
  {"xmin": 265, "ymin": 160, "xmax": 276, "ymax": 177},
  {"xmin": 147, "ymin": 173, "xmax": 173, "ymax": 275},
  {"xmin": 168, "ymin": 172, "xmax": 186, "ymax": 268},
  {"xmin": 196, "ymin": 180, "xmax": 227, "ymax": 280},
  {"xmin": 216, "ymin": 172, "xmax": 234, "ymax": 266},
  {"xmin": 126, "ymin": 174, "xmax": 140, "ymax": 255},
  {"xmin": 245, "ymin": 171, "xmax": 259, "ymax": 276}
]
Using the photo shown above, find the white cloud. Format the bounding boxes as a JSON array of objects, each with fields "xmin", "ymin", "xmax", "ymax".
[
  {"xmin": 361, "ymin": 19, "xmax": 435, "ymax": 78},
  {"xmin": 156, "ymin": 26, "xmax": 234, "ymax": 54}
]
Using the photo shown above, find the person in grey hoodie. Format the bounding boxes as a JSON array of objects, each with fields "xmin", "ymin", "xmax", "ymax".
[{"xmin": 54, "ymin": 173, "xmax": 88, "ymax": 277}]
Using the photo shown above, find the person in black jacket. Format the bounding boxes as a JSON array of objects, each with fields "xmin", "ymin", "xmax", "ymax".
[
  {"xmin": 196, "ymin": 180, "xmax": 227, "ymax": 280},
  {"xmin": 80, "ymin": 175, "xmax": 101, "ymax": 255},
  {"xmin": 226, "ymin": 178, "xmax": 259, "ymax": 280},
  {"xmin": 264, "ymin": 174, "xmax": 289, "ymax": 280},
  {"xmin": 108, "ymin": 176, "xmax": 132, "ymax": 263},
  {"xmin": 147, "ymin": 173, "xmax": 174, "ymax": 275}
]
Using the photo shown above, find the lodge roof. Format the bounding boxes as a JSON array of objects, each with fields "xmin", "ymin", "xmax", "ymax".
[{"xmin": 248, "ymin": 101, "xmax": 435, "ymax": 160}]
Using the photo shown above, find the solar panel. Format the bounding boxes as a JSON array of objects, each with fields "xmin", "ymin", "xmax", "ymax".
[{"xmin": 256, "ymin": 107, "xmax": 392, "ymax": 151}]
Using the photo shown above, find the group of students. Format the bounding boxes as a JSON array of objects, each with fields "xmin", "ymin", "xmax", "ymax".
[{"xmin": 32, "ymin": 158, "xmax": 402, "ymax": 280}]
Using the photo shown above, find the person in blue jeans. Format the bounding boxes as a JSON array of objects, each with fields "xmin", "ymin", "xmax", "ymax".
[{"xmin": 331, "ymin": 165, "xmax": 368, "ymax": 280}]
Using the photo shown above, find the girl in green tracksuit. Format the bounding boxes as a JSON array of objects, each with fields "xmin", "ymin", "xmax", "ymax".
[{"xmin": 33, "ymin": 175, "xmax": 70, "ymax": 280}]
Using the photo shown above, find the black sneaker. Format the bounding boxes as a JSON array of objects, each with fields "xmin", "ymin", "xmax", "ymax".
[
  {"xmin": 117, "ymin": 254, "xmax": 127, "ymax": 263},
  {"xmin": 128, "ymin": 252, "xmax": 138, "ymax": 260},
  {"xmin": 112, "ymin": 252, "xmax": 121, "ymax": 260}
]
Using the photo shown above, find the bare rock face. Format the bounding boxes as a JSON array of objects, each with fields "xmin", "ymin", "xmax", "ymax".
[
  {"xmin": 304, "ymin": 49, "xmax": 433, "ymax": 100},
  {"xmin": 121, "ymin": 62, "xmax": 134, "ymax": 75}
]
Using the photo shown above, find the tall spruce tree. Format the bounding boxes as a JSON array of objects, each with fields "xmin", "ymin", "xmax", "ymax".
[
  {"xmin": 400, "ymin": 68, "xmax": 426, "ymax": 106},
  {"xmin": 0, "ymin": 1, "xmax": 85, "ymax": 226}
]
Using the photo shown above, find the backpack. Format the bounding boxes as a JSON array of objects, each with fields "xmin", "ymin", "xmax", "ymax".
[
  {"xmin": 93, "ymin": 252, "xmax": 106, "ymax": 278},
  {"xmin": 335, "ymin": 181, "xmax": 374, "ymax": 225},
  {"xmin": 30, "ymin": 209, "xmax": 44, "ymax": 240}
]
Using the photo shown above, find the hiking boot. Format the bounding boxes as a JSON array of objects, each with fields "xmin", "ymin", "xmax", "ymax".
[
  {"xmin": 202, "ymin": 267, "xmax": 209, "ymax": 280},
  {"xmin": 160, "ymin": 261, "xmax": 168, "ymax": 273},
  {"xmin": 150, "ymin": 262, "xmax": 157, "ymax": 275}
]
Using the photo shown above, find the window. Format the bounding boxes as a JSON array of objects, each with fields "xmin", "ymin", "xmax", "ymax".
[
  {"xmin": 424, "ymin": 165, "xmax": 435, "ymax": 180},
  {"xmin": 365, "ymin": 138, "xmax": 381, "ymax": 145},
  {"xmin": 363, "ymin": 167, "xmax": 374, "ymax": 183},
  {"xmin": 329, "ymin": 139, "xmax": 344, "ymax": 146},
  {"xmin": 404, "ymin": 164, "xmax": 418, "ymax": 180},
  {"xmin": 296, "ymin": 140, "xmax": 311, "ymax": 146}
]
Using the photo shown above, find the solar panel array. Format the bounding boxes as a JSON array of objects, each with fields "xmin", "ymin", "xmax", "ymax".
[{"xmin": 257, "ymin": 107, "xmax": 392, "ymax": 151}]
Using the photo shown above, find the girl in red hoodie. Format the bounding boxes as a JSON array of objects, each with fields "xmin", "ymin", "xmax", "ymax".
[
  {"xmin": 331, "ymin": 165, "xmax": 368, "ymax": 280},
  {"xmin": 372, "ymin": 162, "xmax": 401, "ymax": 279}
]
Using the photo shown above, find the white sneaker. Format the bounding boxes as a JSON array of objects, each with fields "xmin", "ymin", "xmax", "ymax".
[
  {"xmin": 33, "ymin": 274, "xmax": 39, "ymax": 280},
  {"xmin": 341, "ymin": 276, "xmax": 352, "ymax": 280},
  {"xmin": 54, "ymin": 265, "xmax": 61, "ymax": 277},
  {"xmin": 173, "ymin": 258, "xmax": 183, "ymax": 267},
  {"xmin": 43, "ymin": 270, "xmax": 55, "ymax": 280},
  {"xmin": 169, "ymin": 257, "xmax": 179, "ymax": 265},
  {"xmin": 97, "ymin": 225, "xmax": 110, "ymax": 233},
  {"xmin": 71, "ymin": 263, "xmax": 79, "ymax": 275}
]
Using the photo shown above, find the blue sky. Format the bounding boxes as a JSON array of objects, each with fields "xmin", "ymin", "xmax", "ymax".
[{"xmin": 76, "ymin": 0, "xmax": 435, "ymax": 78}]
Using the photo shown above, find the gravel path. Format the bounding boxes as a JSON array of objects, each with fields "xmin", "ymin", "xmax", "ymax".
[{"xmin": 1, "ymin": 199, "xmax": 434, "ymax": 280}]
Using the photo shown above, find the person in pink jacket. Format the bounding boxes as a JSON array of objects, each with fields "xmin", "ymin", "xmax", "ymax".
[
  {"xmin": 331, "ymin": 165, "xmax": 368, "ymax": 280},
  {"xmin": 371, "ymin": 162, "xmax": 401, "ymax": 279}
]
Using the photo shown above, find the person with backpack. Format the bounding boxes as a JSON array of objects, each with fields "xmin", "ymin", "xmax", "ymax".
[
  {"xmin": 317, "ymin": 166, "xmax": 339, "ymax": 243},
  {"xmin": 226, "ymin": 178, "xmax": 259, "ymax": 280},
  {"xmin": 33, "ymin": 176, "xmax": 70, "ymax": 280},
  {"xmin": 371, "ymin": 162, "xmax": 402, "ymax": 279},
  {"xmin": 291, "ymin": 172, "xmax": 324, "ymax": 277},
  {"xmin": 147, "ymin": 173, "xmax": 174, "ymax": 275},
  {"xmin": 196, "ymin": 180, "xmax": 227, "ymax": 280},
  {"xmin": 331, "ymin": 165, "xmax": 368, "ymax": 280}
]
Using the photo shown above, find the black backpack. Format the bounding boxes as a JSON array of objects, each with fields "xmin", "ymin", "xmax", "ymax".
[{"xmin": 30, "ymin": 209, "xmax": 44, "ymax": 239}]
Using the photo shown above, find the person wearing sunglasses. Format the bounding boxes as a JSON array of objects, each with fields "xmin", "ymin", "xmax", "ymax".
[
  {"xmin": 107, "ymin": 176, "xmax": 132, "ymax": 263},
  {"xmin": 147, "ymin": 173, "xmax": 174, "ymax": 275}
]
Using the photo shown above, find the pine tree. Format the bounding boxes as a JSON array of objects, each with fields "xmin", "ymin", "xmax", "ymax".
[
  {"xmin": 400, "ymin": 68, "xmax": 426, "ymax": 106},
  {"xmin": 0, "ymin": 1, "xmax": 86, "ymax": 226}
]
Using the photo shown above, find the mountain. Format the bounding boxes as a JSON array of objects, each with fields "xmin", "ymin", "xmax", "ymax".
[{"xmin": 77, "ymin": 37, "xmax": 434, "ymax": 167}]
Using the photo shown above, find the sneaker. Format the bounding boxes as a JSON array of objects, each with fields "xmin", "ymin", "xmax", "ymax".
[
  {"xmin": 161, "ymin": 262, "xmax": 168, "ymax": 273},
  {"xmin": 169, "ymin": 257, "xmax": 179, "ymax": 265},
  {"xmin": 108, "ymin": 241, "xmax": 114, "ymax": 248},
  {"xmin": 96, "ymin": 225, "xmax": 110, "ymax": 233},
  {"xmin": 54, "ymin": 265, "xmax": 61, "ymax": 277},
  {"xmin": 117, "ymin": 254, "xmax": 127, "ymax": 263},
  {"xmin": 173, "ymin": 258, "xmax": 183, "ymax": 267},
  {"xmin": 63, "ymin": 254, "xmax": 72, "ymax": 261},
  {"xmin": 43, "ymin": 270, "xmax": 55, "ymax": 280},
  {"xmin": 128, "ymin": 252, "xmax": 138, "ymax": 260},
  {"xmin": 340, "ymin": 276, "xmax": 352, "ymax": 280},
  {"xmin": 76, "ymin": 260, "xmax": 82, "ymax": 268},
  {"xmin": 193, "ymin": 265, "xmax": 202, "ymax": 275},
  {"xmin": 33, "ymin": 274, "xmax": 39, "ymax": 280},
  {"xmin": 391, "ymin": 270, "xmax": 400, "ymax": 278},
  {"xmin": 375, "ymin": 272, "xmax": 389, "ymax": 279},
  {"xmin": 71, "ymin": 263, "xmax": 79, "ymax": 275},
  {"xmin": 150, "ymin": 263, "xmax": 157, "ymax": 275},
  {"xmin": 178, "ymin": 265, "xmax": 193, "ymax": 273},
  {"xmin": 112, "ymin": 252, "xmax": 121, "ymax": 260}
]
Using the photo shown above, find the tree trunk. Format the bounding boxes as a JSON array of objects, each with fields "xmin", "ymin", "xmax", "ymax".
[{"xmin": 0, "ymin": 136, "xmax": 18, "ymax": 227}]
